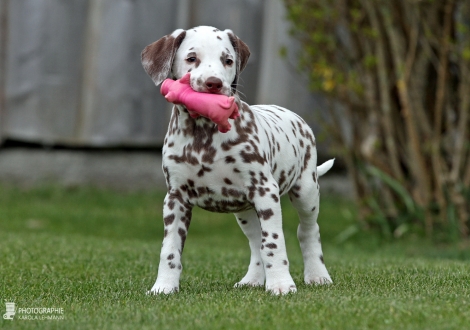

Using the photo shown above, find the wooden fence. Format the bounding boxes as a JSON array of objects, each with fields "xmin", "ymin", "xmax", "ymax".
[{"xmin": 0, "ymin": 0, "xmax": 324, "ymax": 147}]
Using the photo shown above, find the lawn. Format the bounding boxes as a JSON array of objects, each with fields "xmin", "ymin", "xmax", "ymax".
[{"xmin": 0, "ymin": 185, "xmax": 469, "ymax": 329}]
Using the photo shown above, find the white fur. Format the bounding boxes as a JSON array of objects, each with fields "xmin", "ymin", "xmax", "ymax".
[{"xmin": 146, "ymin": 26, "xmax": 333, "ymax": 295}]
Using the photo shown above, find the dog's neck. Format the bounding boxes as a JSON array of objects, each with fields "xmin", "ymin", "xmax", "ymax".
[
  {"xmin": 170, "ymin": 105, "xmax": 217, "ymax": 136},
  {"xmin": 168, "ymin": 92, "xmax": 245, "ymax": 141},
  {"xmin": 167, "ymin": 105, "xmax": 239, "ymax": 143}
]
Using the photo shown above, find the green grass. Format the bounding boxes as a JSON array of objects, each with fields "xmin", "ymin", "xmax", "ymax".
[{"xmin": 0, "ymin": 185, "xmax": 469, "ymax": 330}]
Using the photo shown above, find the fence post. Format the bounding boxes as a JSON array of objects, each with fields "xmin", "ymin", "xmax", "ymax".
[
  {"xmin": 0, "ymin": 0, "xmax": 9, "ymax": 144},
  {"xmin": 76, "ymin": 0, "xmax": 104, "ymax": 141}
]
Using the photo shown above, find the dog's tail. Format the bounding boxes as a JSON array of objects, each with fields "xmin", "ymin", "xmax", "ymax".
[{"xmin": 317, "ymin": 159, "xmax": 335, "ymax": 177}]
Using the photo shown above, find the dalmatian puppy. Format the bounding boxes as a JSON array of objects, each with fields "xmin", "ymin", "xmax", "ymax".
[{"xmin": 141, "ymin": 26, "xmax": 334, "ymax": 295}]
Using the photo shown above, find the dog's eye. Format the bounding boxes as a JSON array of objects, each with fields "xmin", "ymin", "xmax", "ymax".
[
  {"xmin": 186, "ymin": 57, "xmax": 197, "ymax": 63},
  {"xmin": 225, "ymin": 59, "xmax": 234, "ymax": 66}
]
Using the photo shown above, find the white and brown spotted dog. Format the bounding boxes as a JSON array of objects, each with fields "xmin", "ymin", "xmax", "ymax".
[{"xmin": 142, "ymin": 26, "xmax": 334, "ymax": 295}]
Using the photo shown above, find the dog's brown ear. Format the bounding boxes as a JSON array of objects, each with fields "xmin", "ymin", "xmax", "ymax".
[
  {"xmin": 141, "ymin": 29, "xmax": 187, "ymax": 86},
  {"xmin": 226, "ymin": 30, "xmax": 250, "ymax": 93},
  {"xmin": 226, "ymin": 31, "xmax": 250, "ymax": 74}
]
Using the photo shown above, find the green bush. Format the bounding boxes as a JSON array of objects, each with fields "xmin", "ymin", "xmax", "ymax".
[{"xmin": 284, "ymin": 0, "xmax": 470, "ymax": 241}]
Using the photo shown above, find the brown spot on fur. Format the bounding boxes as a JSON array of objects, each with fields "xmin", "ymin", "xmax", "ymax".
[
  {"xmin": 290, "ymin": 190, "xmax": 300, "ymax": 198},
  {"xmin": 197, "ymin": 165, "xmax": 212, "ymax": 177},
  {"xmin": 164, "ymin": 214, "xmax": 175, "ymax": 226},
  {"xmin": 265, "ymin": 243, "xmax": 277, "ymax": 249},
  {"xmin": 302, "ymin": 145, "xmax": 312, "ymax": 171},
  {"xmin": 202, "ymin": 147, "xmax": 217, "ymax": 164},
  {"xmin": 199, "ymin": 198, "xmax": 251, "ymax": 213},
  {"xmin": 163, "ymin": 166, "xmax": 172, "ymax": 190},
  {"xmin": 197, "ymin": 186, "xmax": 214, "ymax": 196},
  {"xmin": 288, "ymin": 166, "xmax": 295, "ymax": 177},
  {"xmin": 272, "ymin": 233, "xmax": 278, "ymax": 239},
  {"xmin": 227, "ymin": 189, "xmax": 243, "ymax": 198},
  {"xmin": 224, "ymin": 178, "xmax": 233, "ymax": 185},
  {"xmin": 278, "ymin": 170, "xmax": 286, "ymax": 187},
  {"xmin": 169, "ymin": 146, "xmax": 199, "ymax": 165},
  {"xmin": 240, "ymin": 150, "xmax": 266, "ymax": 164},
  {"xmin": 297, "ymin": 121, "xmax": 306, "ymax": 137},
  {"xmin": 221, "ymin": 187, "xmax": 229, "ymax": 197},
  {"xmin": 167, "ymin": 254, "xmax": 175, "ymax": 260},
  {"xmin": 258, "ymin": 209, "xmax": 274, "ymax": 220},
  {"xmin": 320, "ymin": 255, "xmax": 324, "ymax": 264},
  {"xmin": 225, "ymin": 156, "xmax": 236, "ymax": 163},
  {"xmin": 178, "ymin": 227, "xmax": 187, "ymax": 251}
]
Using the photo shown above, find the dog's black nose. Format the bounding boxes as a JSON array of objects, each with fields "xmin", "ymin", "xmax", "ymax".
[{"xmin": 205, "ymin": 77, "xmax": 223, "ymax": 93}]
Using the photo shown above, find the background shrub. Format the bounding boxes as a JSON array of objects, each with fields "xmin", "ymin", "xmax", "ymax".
[{"xmin": 283, "ymin": 0, "xmax": 470, "ymax": 241}]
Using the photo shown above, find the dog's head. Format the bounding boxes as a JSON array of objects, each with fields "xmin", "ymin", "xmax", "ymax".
[{"xmin": 141, "ymin": 26, "xmax": 250, "ymax": 97}]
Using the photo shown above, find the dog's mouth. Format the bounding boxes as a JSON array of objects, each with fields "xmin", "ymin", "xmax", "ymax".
[
  {"xmin": 188, "ymin": 76, "xmax": 231, "ymax": 96},
  {"xmin": 193, "ymin": 85, "xmax": 232, "ymax": 97},
  {"xmin": 186, "ymin": 77, "xmax": 242, "ymax": 110}
]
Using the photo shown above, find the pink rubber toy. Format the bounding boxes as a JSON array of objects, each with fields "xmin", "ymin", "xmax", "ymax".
[{"xmin": 160, "ymin": 73, "xmax": 240, "ymax": 133}]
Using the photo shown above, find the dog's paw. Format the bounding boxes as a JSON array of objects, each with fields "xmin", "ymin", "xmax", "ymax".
[
  {"xmin": 234, "ymin": 278, "xmax": 264, "ymax": 288},
  {"xmin": 234, "ymin": 270, "xmax": 265, "ymax": 288},
  {"xmin": 305, "ymin": 275, "xmax": 333, "ymax": 285},
  {"xmin": 147, "ymin": 285, "xmax": 179, "ymax": 295},
  {"xmin": 266, "ymin": 280, "xmax": 297, "ymax": 295}
]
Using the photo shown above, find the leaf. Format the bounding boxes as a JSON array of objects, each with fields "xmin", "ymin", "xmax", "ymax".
[
  {"xmin": 393, "ymin": 223, "xmax": 409, "ymax": 238},
  {"xmin": 366, "ymin": 166, "xmax": 417, "ymax": 214},
  {"xmin": 335, "ymin": 224, "xmax": 360, "ymax": 243}
]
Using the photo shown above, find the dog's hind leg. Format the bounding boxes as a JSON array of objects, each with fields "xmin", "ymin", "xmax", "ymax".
[
  {"xmin": 234, "ymin": 209, "xmax": 265, "ymax": 287},
  {"xmin": 250, "ymin": 181, "xmax": 297, "ymax": 295},
  {"xmin": 289, "ymin": 169, "xmax": 332, "ymax": 285}
]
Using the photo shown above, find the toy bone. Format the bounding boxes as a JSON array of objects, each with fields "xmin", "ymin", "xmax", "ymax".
[{"xmin": 160, "ymin": 73, "xmax": 240, "ymax": 133}]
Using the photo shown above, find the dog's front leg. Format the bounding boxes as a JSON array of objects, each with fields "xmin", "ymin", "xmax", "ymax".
[
  {"xmin": 148, "ymin": 191, "xmax": 192, "ymax": 294},
  {"xmin": 253, "ymin": 182, "xmax": 297, "ymax": 295},
  {"xmin": 234, "ymin": 209, "xmax": 265, "ymax": 287}
]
